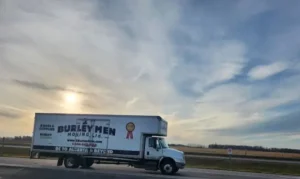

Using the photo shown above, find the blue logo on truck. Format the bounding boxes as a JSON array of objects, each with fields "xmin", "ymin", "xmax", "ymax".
[{"xmin": 57, "ymin": 124, "xmax": 116, "ymax": 136}]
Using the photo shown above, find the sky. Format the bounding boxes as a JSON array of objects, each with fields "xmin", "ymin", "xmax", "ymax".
[{"xmin": 1, "ymin": 0, "xmax": 300, "ymax": 148}]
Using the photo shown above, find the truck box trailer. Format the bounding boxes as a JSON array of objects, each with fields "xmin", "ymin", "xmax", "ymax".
[{"xmin": 30, "ymin": 113, "xmax": 185, "ymax": 175}]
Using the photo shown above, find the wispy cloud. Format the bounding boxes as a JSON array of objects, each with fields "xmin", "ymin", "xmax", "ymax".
[
  {"xmin": 0, "ymin": 110, "xmax": 22, "ymax": 119},
  {"xmin": 248, "ymin": 62, "xmax": 289, "ymax": 80},
  {"xmin": 12, "ymin": 79, "xmax": 94, "ymax": 96},
  {"xmin": 0, "ymin": 105, "xmax": 26, "ymax": 120},
  {"xmin": 172, "ymin": 40, "xmax": 247, "ymax": 95},
  {"xmin": 126, "ymin": 97, "xmax": 139, "ymax": 108},
  {"xmin": 208, "ymin": 110, "xmax": 300, "ymax": 136}
]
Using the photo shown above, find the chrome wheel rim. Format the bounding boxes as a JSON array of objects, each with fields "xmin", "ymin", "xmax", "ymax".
[
  {"xmin": 163, "ymin": 164, "xmax": 173, "ymax": 173},
  {"xmin": 66, "ymin": 158, "xmax": 75, "ymax": 167}
]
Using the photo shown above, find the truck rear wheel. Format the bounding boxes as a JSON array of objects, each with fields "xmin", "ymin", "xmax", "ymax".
[
  {"xmin": 64, "ymin": 156, "xmax": 80, "ymax": 169},
  {"xmin": 86, "ymin": 159, "xmax": 94, "ymax": 167},
  {"xmin": 160, "ymin": 159, "xmax": 177, "ymax": 175},
  {"xmin": 80, "ymin": 159, "xmax": 94, "ymax": 168}
]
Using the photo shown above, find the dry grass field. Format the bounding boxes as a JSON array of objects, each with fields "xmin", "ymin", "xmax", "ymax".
[
  {"xmin": 0, "ymin": 147, "xmax": 30, "ymax": 157},
  {"xmin": 172, "ymin": 146, "xmax": 300, "ymax": 159},
  {"xmin": 185, "ymin": 156, "xmax": 300, "ymax": 176},
  {"xmin": 2, "ymin": 140, "xmax": 31, "ymax": 146}
]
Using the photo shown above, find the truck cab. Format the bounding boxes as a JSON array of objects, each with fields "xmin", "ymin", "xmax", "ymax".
[{"xmin": 142, "ymin": 136, "xmax": 185, "ymax": 174}]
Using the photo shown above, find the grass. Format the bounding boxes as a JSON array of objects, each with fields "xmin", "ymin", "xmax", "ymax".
[
  {"xmin": 186, "ymin": 156, "xmax": 300, "ymax": 176},
  {"xmin": 0, "ymin": 147, "xmax": 30, "ymax": 157},
  {"xmin": 2, "ymin": 143, "xmax": 31, "ymax": 147},
  {"xmin": 172, "ymin": 146, "xmax": 300, "ymax": 160},
  {"xmin": 1, "ymin": 147, "xmax": 300, "ymax": 176},
  {"xmin": 2, "ymin": 140, "xmax": 31, "ymax": 146}
]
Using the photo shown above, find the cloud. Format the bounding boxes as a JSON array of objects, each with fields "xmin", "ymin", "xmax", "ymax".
[
  {"xmin": 171, "ymin": 38, "xmax": 247, "ymax": 96},
  {"xmin": 0, "ymin": 110, "xmax": 22, "ymax": 119},
  {"xmin": 248, "ymin": 62, "xmax": 289, "ymax": 80},
  {"xmin": 0, "ymin": 0, "xmax": 183, "ymax": 115},
  {"xmin": 176, "ymin": 73, "xmax": 300, "ymax": 146},
  {"xmin": 12, "ymin": 79, "xmax": 94, "ymax": 96},
  {"xmin": 209, "ymin": 110, "xmax": 300, "ymax": 137},
  {"xmin": 126, "ymin": 97, "xmax": 139, "ymax": 108},
  {"xmin": 0, "ymin": 105, "xmax": 25, "ymax": 119}
]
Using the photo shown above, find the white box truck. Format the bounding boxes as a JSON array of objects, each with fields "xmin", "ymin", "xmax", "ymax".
[{"xmin": 30, "ymin": 113, "xmax": 185, "ymax": 175}]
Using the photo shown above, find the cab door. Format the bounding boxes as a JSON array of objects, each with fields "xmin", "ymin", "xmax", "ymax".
[{"xmin": 144, "ymin": 137, "xmax": 163, "ymax": 160}]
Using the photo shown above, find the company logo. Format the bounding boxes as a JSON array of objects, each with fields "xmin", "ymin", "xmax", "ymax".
[
  {"xmin": 126, "ymin": 122, "xmax": 135, "ymax": 139},
  {"xmin": 57, "ymin": 120, "xmax": 116, "ymax": 137}
]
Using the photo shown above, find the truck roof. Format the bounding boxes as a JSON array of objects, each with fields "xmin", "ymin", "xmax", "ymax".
[{"xmin": 35, "ymin": 113, "xmax": 165, "ymax": 121}]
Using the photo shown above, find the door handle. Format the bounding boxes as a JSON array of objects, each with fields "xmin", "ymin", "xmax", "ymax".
[{"xmin": 147, "ymin": 151, "xmax": 149, "ymax": 155}]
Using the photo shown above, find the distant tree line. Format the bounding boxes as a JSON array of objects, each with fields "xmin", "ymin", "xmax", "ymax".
[
  {"xmin": 169, "ymin": 143, "xmax": 206, "ymax": 148},
  {"xmin": 169, "ymin": 144, "xmax": 186, "ymax": 147},
  {"xmin": 208, "ymin": 144, "xmax": 300, "ymax": 153},
  {"xmin": 1, "ymin": 136, "xmax": 32, "ymax": 141}
]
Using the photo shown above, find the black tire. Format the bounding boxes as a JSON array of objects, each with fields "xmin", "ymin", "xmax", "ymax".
[
  {"xmin": 160, "ymin": 159, "xmax": 177, "ymax": 175},
  {"xmin": 64, "ymin": 156, "xmax": 80, "ymax": 169},
  {"xmin": 86, "ymin": 159, "xmax": 94, "ymax": 167},
  {"xmin": 173, "ymin": 167, "xmax": 179, "ymax": 173},
  {"xmin": 80, "ymin": 159, "xmax": 94, "ymax": 168}
]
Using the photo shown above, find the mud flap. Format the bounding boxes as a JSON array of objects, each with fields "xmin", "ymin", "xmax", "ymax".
[
  {"xmin": 57, "ymin": 157, "xmax": 64, "ymax": 166},
  {"xmin": 81, "ymin": 158, "xmax": 87, "ymax": 168}
]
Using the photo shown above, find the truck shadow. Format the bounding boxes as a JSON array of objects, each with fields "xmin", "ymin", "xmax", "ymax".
[
  {"xmin": 77, "ymin": 167, "xmax": 189, "ymax": 177},
  {"xmin": 79, "ymin": 167, "xmax": 96, "ymax": 170},
  {"xmin": 143, "ymin": 171, "xmax": 188, "ymax": 177}
]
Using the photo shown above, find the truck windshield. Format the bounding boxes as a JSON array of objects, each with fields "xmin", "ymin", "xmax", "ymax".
[{"xmin": 159, "ymin": 138, "xmax": 169, "ymax": 148}]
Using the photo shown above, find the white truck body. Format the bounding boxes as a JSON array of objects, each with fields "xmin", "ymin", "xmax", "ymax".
[{"xmin": 31, "ymin": 113, "xmax": 185, "ymax": 175}]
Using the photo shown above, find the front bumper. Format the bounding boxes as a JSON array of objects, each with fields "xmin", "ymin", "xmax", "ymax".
[{"xmin": 176, "ymin": 162, "xmax": 185, "ymax": 169}]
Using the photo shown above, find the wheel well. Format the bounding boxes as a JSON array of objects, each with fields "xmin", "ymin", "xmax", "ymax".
[
  {"xmin": 63, "ymin": 155, "xmax": 81, "ymax": 163},
  {"xmin": 159, "ymin": 157, "xmax": 176, "ymax": 167}
]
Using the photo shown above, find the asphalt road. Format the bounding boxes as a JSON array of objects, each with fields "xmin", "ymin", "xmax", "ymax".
[
  {"xmin": 4, "ymin": 145, "xmax": 300, "ymax": 164},
  {"xmin": 0, "ymin": 157, "xmax": 300, "ymax": 179}
]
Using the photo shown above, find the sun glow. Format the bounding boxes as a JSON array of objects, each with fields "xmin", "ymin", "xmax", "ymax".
[
  {"xmin": 62, "ymin": 92, "xmax": 82, "ymax": 112},
  {"xmin": 64, "ymin": 92, "xmax": 77, "ymax": 104}
]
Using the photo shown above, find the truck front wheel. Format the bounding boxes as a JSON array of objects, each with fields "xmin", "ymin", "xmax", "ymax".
[
  {"xmin": 160, "ymin": 159, "xmax": 177, "ymax": 175},
  {"xmin": 64, "ymin": 156, "xmax": 80, "ymax": 169}
]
